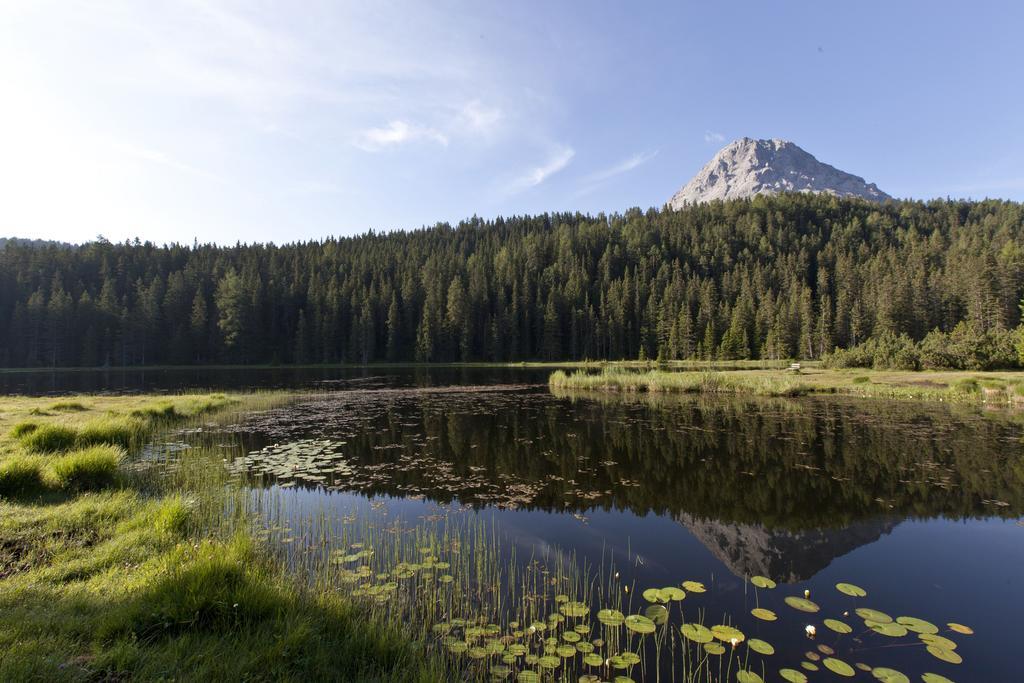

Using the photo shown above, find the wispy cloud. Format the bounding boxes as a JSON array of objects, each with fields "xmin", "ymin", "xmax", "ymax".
[
  {"xmin": 114, "ymin": 142, "xmax": 225, "ymax": 183},
  {"xmin": 572, "ymin": 150, "xmax": 658, "ymax": 198},
  {"xmin": 582, "ymin": 151, "xmax": 658, "ymax": 185},
  {"xmin": 456, "ymin": 100, "xmax": 503, "ymax": 134},
  {"xmin": 506, "ymin": 146, "xmax": 575, "ymax": 194},
  {"xmin": 353, "ymin": 120, "xmax": 449, "ymax": 151},
  {"xmin": 704, "ymin": 130, "xmax": 725, "ymax": 144}
]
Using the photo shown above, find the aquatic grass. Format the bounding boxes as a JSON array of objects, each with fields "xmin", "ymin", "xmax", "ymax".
[
  {"xmin": 549, "ymin": 368, "xmax": 815, "ymax": 398},
  {"xmin": 51, "ymin": 445, "xmax": 124, "ymax": 492}
]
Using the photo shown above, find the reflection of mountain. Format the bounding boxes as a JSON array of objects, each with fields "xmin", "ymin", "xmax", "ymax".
[{"xmin": 677, "ymin": 513, "xmax": 899, "ymax": 583}]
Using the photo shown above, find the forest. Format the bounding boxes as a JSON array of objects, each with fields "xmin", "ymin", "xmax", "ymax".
[{"xmin": 1, "ymin": 194, "xmax": 1022, "ymax": 369}]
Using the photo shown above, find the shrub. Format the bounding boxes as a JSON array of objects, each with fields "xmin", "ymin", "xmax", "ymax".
[
  {"xmin": 0, "ymin": 455, "xmax": 46, "ymax": 497},
  {"xmin": 852, "ymin": 376, "xmax": 871, "ymax": 384},
  {"xmin": 19, "ymin": 424, "xmax": 78, "ymax": 453},
  {"xmin": 950, "ymin": 378, "xmax": 980, "ymax": 394},
  {"xmin": 51, "ymin": 446, "xmax": 123, "ymax": 491}
]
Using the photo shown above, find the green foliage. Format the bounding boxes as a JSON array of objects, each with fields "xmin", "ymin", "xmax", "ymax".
[
  {"xmin": 47, "ymin": 401, "xmax": 88, "ymax": 412},
  {"xmin": 0, "ymin": 196, "xmax": 1022, "ymax": 366},
  {"xmin": 50, "ymin": 446, "xmax": 123, "ymax": 492},
  {"xmin": 825, "ymin": 324, "xmax": 1021, "ymax": 371}
]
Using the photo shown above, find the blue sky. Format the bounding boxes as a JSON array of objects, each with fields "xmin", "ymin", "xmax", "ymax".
[{"xmin": 1, "ymin": 0, "xmax": 1021, "ymax": 245}]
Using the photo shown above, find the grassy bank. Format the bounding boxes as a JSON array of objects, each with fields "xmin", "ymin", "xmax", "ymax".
[
  {"xmin": 549, "ymin": 366, "xmax": 1024, "ymax": 405},
  {"xmin": 0, "ymin": 393, "xmax": 443, "ymax": 681}
]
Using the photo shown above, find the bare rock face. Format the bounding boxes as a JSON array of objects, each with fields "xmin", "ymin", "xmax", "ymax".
[{"xmin": 669, "ymin": 138, "xmax": 891, "ymax": 208}]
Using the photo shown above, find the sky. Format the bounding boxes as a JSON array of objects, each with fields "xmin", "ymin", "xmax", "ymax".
[{"xmin": 1, "ymin": 0, "xmax": 1022, "ymax": 245}]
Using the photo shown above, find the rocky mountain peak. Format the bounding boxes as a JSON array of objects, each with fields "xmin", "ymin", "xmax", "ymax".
[{"xmin": 669, "ymin": 138, "xmax": 891, "ymax": 208}]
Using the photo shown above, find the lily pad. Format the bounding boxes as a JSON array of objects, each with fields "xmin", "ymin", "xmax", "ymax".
[
  {"xmin": 824, "ymin": 618, "xmax": 853, "ymax": 634},
  {"xmin": 871, "ymin": 668, "xmax": 910, "ymax": 683},
  {"xmin": 823, "ymin": 658, "xmax": 855, "ymax": 677},
  {"xmin": 856, "ymin": 608, "xmax": 893, "ymax": 623},
  {"xmin": 560, "ymin": 601, "xmax": 589, "ymax": 617},
  {"xmin": 801, "ymin": 662, "xmax": 819, "ymax": 672},
  {"xmin": 644, "ymin": 604, "xmax": 669, "ymax": 625},
  {"xmin": 836, "ymin": 582, "xmax": 867, "ymax": 597},
  {"xmin": 921, "ymin": 674, "xmax": 956, "ymax": 683},
  {"xmin": 737, "ymin": 672, "xmax": 765, "ymax": 683},
  {"xmin": 703, "ymin": 642, "xmax": 725, "ymax": 655},
  {"xmin": 680, "ymin": 623, "xmax": 713, "ymax": 643},
  {"xmin": 784, "ymin": 596, "xmax": 820, "ymax": 613},
  {"xmin": 710, "ymin": 624, "xmax": 745, "ymax": 643},
  {"xmin": 947, "ymin": 623, "xmax": 974, "ymax": 635},
  {"xmin": 624, "ymin": 614, "xmax": 656, "ymax": 634},
  {"xmin": 751, "ymin": 575, "xmax": 776, "ymax": 589},
  {"xmin": 751, "ymin": 607, "xmax": 777, "ymax": 621},
  {"xmin": 919, "ymin": 634, "xmax": 958, "ymax": 650},
  {"xmin": 896, "ymin": 616, "xmax": 939, "ymax": 634},
  {"xmin": 620, "ymin": 652, "xmax": 641, "ymax": 665},
  {"xmin": 597, "ymin": 609, "xmax": 625, "ymax": 626},
  {"xmin": 642, "ymin": 588, "xmax": 667, "ymax": 604},
  {"xmin": 681, "ymin": 580, "xmax": 706, "ymax": 593},
  {"xmin": 779, "ymin": 669, "xmax": 808, "ymax": 683},
  {"xmin": 926, "ymin": 646, "xmax": 962, "ymax": 664},
  {"xmin": 516, "ymin": 672, "xmax": 540, "ymax": 683},
  {"xmin": 748, "ymin": 638, "xmax": 774, "ymax": 655},
  {"xmin": 868, "ymin": 620, "xmax": 908, "ymax": 637},
  {"xmin": 583, "ymin": 653, "xmax": 604, "ymax": 666},
  {"xmin": 538, "ymin": 655, "xmax": 560, "ymax": 669},
  {"xmin": 556, "ymin": 645, "xmax": 576, "ymax": 658}
]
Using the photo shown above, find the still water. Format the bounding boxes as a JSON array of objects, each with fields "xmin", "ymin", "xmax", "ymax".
[{"xmin": 18, "ymin": 368, "xmax": 1024, "ymax": 680}]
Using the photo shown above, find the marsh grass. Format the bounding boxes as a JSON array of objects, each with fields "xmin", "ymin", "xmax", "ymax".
[
  {"xmin": 0, "ymin": 391, "xmax": 451, "ymax": 681},
  {"xmin": 550, "ymin": 366, "xmax": 1024, "ymax": 407}
]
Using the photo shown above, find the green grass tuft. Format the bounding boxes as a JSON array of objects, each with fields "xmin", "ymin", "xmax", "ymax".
[
  {"xmin": 0, "ymin": 455, "xmax": 46, "ymax": 498},
  {"xmin": 51, "ymin": 446, "xmax": 124, "ymax": 492},
  {"xmin": 9, "ymin": 421, "xmax": 39, "ymax": 439},
  {"xmin": 47, "ymin": 401, "xmax": 88, "ymax": 412},
  {"xmin": 18, "ymin": 424, "xmax": 78, "ymax": 453}
]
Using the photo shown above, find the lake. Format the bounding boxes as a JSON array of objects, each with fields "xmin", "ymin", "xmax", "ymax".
[{"xmin": 24, "ymin": 368, "xmax": 1024, "ymax": 681}]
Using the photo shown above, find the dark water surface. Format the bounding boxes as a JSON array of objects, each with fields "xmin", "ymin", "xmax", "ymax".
[{"xmin": 12, "ymin": 368, "xmax": 1022, "ymax": 680}]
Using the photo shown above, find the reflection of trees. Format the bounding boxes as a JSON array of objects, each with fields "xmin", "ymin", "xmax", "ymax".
[{"xmin": 240, "ymin": 390, "xmax": 1024, "ymax": 531}]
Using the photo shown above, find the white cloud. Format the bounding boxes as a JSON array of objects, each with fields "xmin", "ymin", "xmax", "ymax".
[
  {"xmin": 353, "ymin": 120, "xmax": 449, "ymax": 151},
  {"xmin": 704, "ymin": 130, "xmax": 725, "ymax": 144},
  {"xmin": 506, "ymin": 146, "xmax": 575, "ymax": 194},
  {"xmin": 582, "ymin": 151, "xmax": 658, "ymax": 185},
  {"xmin": 456, "ymin": 100, "xmax": 503, "ymax": 134}
]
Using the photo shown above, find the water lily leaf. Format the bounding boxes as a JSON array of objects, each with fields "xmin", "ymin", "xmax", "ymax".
[
  {"xmin": 926, "ymin": 646, "xmax": 962, "ymax": 664},
  {"xmin": 560, "ymin": 601, "xmax": 589, "ymax": 617},
  {"xmin": 921, "ymin": 674, "xmax": 956, "ymax": 683},
  {"xmin": 620, "ymin": 652, "xmax": 641, "ymax": 665},
  {"xmin": 737, "ymin": 671, "xmax": 764, "ymax": 683},
  {"xmin": 871, "ymin": 668, "xmax": 910, "ymax": 683},
  {"xmin": 836, "ymin": 582, "xmax": 867, "ymax": 597},
  {"xmin": 947, "ymin": 623, "xmax": 974, "ymax": 635},
  {"xmin": 710, "ymin": 624, "xmax": 745, "ymax": 643},
  {"xmin": 578, "ymin": 676, "xmax": 600, "ymax": 683},
  {"xmin": 856, "ymin": 608, "xmax": 892, "ymax": 623},
  {"xmin": 538, "ymin": 655, "xmax": 560, "ymax": 669},
  {"xmin": 784, "ymin": 596, "xmax": 820, "ymax": 613},
  {"xmin": 516, "ymin": 672, "xmax": 540, "ymax": 683},
  {"xmin": 751, "ymin": 575, "xmax": 776, "ymax": 589},
  {"xmin": 896, "ymin": 616, "xmax": 938, "ymax": 634},
  {"xmin": 868, "ymin": 620, "xmax": 908, "ymax": 637},
  {"xmin": 660, "ymin": 586, "xmax": 686, "ymax": 601},
  {"xmin": 823, "ymin": 658, "xmax": 855, "ymax": 677},
  {"xmin": 556, "ymin": 645, "xmax": 575, "ymax": 658},
  {"xmin": 642, "ymin": 588, "xmax": 666, "ymax": 604},
  {"xmin": 681, "ymin": 580, "xmax": 706, "ymax": 593},
  {"xmin": 824, "ymin": 618, "xmax": 852, "ymax": 634},
  {"xmin": 703, "ymin": 642, "xmax": 725, "ymax": 655},
  {"xmin": 801, "ymin": 661, "xmax": 819, "ymax": 672},
  {"xmin": 644, "ymin": 604, "xmax": 669, "ymax": 625},
  {"xmin": 583, "ymin": 653, "xmax": 604, "ymax": 666},
  {"xmin": 612, "ymin": 677, "xmax": 635, "ymax": 683},
  {"xmin": 779, "ymin": 669, "xmax": 808, "ymax": 683},
  {"xmin": 624, "ymin": 614, "xmax": 656, "ymax": 634},
  {"xmin": 597, "ymin": 609, "xmax": 625, "ymax": 626},
  {"xmin": 748, "ymin": 638, "xmax": 774, "ymax": 655},
  {"xmin": 920, "ymin": 634, "xmax": 958, "ymax": 650},
  {"xmin": 575, "ymin": 642, "xmax": 594, "ymax": 654},
  {"xmin": 562, "ymin": 631, "xmax": 581, "ymax": 643},
  {"xmin": 680, "ymin": 623, "xmax": 713, "ymax": 643},
  {"xmin": 751, "ymin": 607, "xmax": 777, "ymax": 621}
]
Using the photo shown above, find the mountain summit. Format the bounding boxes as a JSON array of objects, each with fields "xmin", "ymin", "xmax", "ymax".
[{"xmin": 669, "ymin": 138, "xmax": 891, "ymax": 208}]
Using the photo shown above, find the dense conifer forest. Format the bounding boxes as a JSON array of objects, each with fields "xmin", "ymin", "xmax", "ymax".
[{"xmin": 1, "ymin": 194, "xmax": 1022, "ymax": 369}]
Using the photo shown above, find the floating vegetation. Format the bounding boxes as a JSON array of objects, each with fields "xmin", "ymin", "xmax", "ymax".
[
  {"xmin": 751, "ymin": 607, "xmax": 777, "ymax": 621},
  {"xmin": 836, "ymin": 582, "xmax": 867, "ymax": 597},
  {"xmin": 823, "ymin": 657, "xmax": 855, "ymax": 676},
  {"xmin": 784, "ymin": 596, "xmax": 820, "ymax": 613},
  {"xmin": 751, "ymin": 575, "xmax": 776, "ymax": 589}
]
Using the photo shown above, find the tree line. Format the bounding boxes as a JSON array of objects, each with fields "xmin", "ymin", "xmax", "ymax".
[{"xmin": 1, "ymin": 194, "xmax": 1022, "ymax": 368}]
